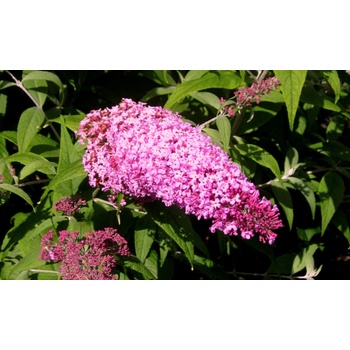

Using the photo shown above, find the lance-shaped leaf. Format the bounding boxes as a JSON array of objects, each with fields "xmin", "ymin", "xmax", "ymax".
[
  {"xmin": 323, "ymin": 70, "xmax": 341, "ymax": 104},
  {"xmin": 332, "ymin": 208, "xmax": 350, "ymax": 246},
  {"xmin": 234, "ymin": 143, "xmax": 282, "ymax": 181},
  {"xmin": 8, "ymin": 250, "xmax": 46, "ymax": 280},
  {"xmin": 274, "ymin": 70, "xmax": 307, "ymax": 130},
  {"xmin": 164, "ymin": 71, "xmax": 242, "ymax": 110},
  {"xmin": 54, "ymin": 117, "xmax": 84, "ymax": 199},
  {"xmin": 0, "ymin": 130, "xmax": 17, "ymax": 145},
  {"xmin": 134, "ymin": 215, "xmax": 156, "ymax": 263},
  {"xmin": 17, "ymin": 107, "xmax": 46, "ymax": 153},
  {"xmin": 216, "ymin": 115, "xmax": 231, "ymax": 153},
  {"xmin": 146, "ymin": 203, "xmax": 194, "ymax": 268},
  {"xmin": 145, "ymin": 202, "xmax": 210, "ymax": 268},
  {"xmin": 0, "ymin": 93, "xmax": 7, "ymax": 117},
  {"xmin": 319, "ymin": 171, "xmax": 345, "ymax": 234},
  {"xmin": 292, "ymin": 243, "xmax": 319, "ymax": 277},
  {"xmin": 122, "ymin": 256, "xmax": 156, "ymax": 280},
  {"xmin": 270, "ymin": 180, "xmax": 294, "ymax": 230},
  {"xmin": 0, "ymin": 80, "xmax": 16, "ymax": 90},
  {"xmin": 19, "ymin": 160, "xmax": 57, "ymax": 179},
  {"xmin": 0, "ymin": 183, "xmax": 34, "ymax": 210},
  {"xmin": 144, "ymin": 249, "xmax": 159, "ymax": 279},
  {"xmin": 22, "ymin": 79, "xmax": 48, "ymax": 108},
  {"xmin": 141, "ymin": 86, "xmax": 176, "ymax": 102},
  {"xmin": 40, "ymin": 159, "xmax": 86, "ymax": 200},
  {"xmin": 190, "ymin": 91, "xmax": 221, "ymax": 110},
  {"xmin": 284, "ymin": 177, "xmax": 316, "ymax": 220},
  {"xmin": 326, "ymin": 114, "xmax": 344, "ymax": 141},
  {"xmin": 301, "ymin": 85, "xmax": 341, "ymax": 112},
  {"xmin": 284, "ymin": 147, "xmax": 299, "ymax": 175},
  {"xmin": 22, "ymin": 71, "xmax": 64, "ymax": 92}
]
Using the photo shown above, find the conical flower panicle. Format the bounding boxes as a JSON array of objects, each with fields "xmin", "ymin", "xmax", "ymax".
[{"xmin": 77, "ymin": 99, "xmax": 282, "ymax": 244}]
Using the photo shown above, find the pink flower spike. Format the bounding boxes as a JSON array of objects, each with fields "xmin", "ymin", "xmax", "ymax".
[{"xmin": 77, "ymin": 99, "xmax": 283, "ymax": 244}]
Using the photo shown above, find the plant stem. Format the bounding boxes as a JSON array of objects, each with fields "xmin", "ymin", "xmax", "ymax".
[
  {"xmin": 16, "ymin": 179, "xmax": 50, "ymax": 188},
  {"xmin": 229, "ymin": 270, "xmax": 293, "ymax": 279},
  {"xmin": 5, "ymin": 70, "xmax": 61, "ymax": 141},
  {"xmin": 28, "ymin": 269, "xmax": 59, "ymax": 274},
  {"xmin": 257, "ymin": 70, "xmax": 269, "ymax": 82},
  {"xmin": 231, "ymin": 106, "xmax": 246, "ymax": 137},
  {"xmin": 198, "ymin": 115, "xmax": 222, "ymax": 129}
]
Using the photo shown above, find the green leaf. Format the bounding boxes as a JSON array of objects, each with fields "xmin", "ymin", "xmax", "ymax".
[
  {"xmin": 6, "ymin": 152, "xmax": 57, "ymax": 176},
  {"xmin": 145, "ymin": 202, "xmax": 197, "ymax": 267},
  {"xmin": 274, "ymin": 70, "xmax": 307, "ymax": 130},
  {"xmin": 323, "ymin": 141, "xmax": 350, "ymax": 162},
  {"xmin": 0, "ymin": 183, "xmax": 34, "ymax": 209},
  {"xmin": 284, "ymin": 147, "xmax": 299, "ymax": 175},
  {"xmin": 332, "ymin": 208, "xmax": 350, "ymax": 246},
  {"xmin": 50, "ymin": 110, "xmax": 87, "ymax": 132},
  {"xmin": 0, "ymin": 93, "xmax": 7, "ymax": 117},
  {"xmin": 0, "ymin": 197, "xmax": 52, "ymax": 256},
  {"xmin": 202, "ymin": 128, "xmax": 223, "ymax": 148},
  {"xmin": 134, "ymin": 215, "xmax": 156, "ymax": 263},
  {"xmin": 0, "ymin": 130, "xmax": 17, "ymax": 145},
  {"xmin": 319, "ymin": 171, "xmax": 345, "ymax": 234},
  {"xmin": 0, "ymin": 80, "xmax": 16, "ymax": 90},
  {"xmin": 22, "ymin": 79, "xmax": 48, "ymax": 108},
  {"xmin": 141, "ymin": 86, "xmax": 176, "ymax": 102},
  {"xmin": 216, "ymin": 115, "xmax": 231, "ymax": 152},
  {"xmin": 237, "ymin": 104, "xmax": 281, "ymax": 134},
  {"xmin": 40, "ymin": 159, "xmax": 86, "ymax": 200},
  {"xmin": 29, "ymin": 133, "xmax": 59, "ymax": 153},
  {"xmin": 164, "ymin": 71, "xmax": 242, "ymax": 110},
  {"xmin": 326, "ymin": 114, "xmax": 344, "ymax": 141},
  {"xmin": 191, "ymin": 255, "xmax": 229, "ymax": 280},
  {"xmin": 285, "ymin": 177, "xmax": 316, "ymax": 220},
  {"xmin": 8, "ymin": 250, "xmax": 46, "ymax": 280},
  {"xmin": 190, "ymin": 91, "xmax": 221, "ymax": 110},
  {"xmin": 260, "ymin": 90, "xmax": 285, "ymax": 104},
  {"xmin": 297, "ymin": 227, "xmax": 321, "ymax": 242},
  {"xmin": 267, "ymin": 253, "xmax": 296, "ymax": 276},
  {"xmin": 19, "ymin": 160, "xmax": 57, "ymax": 179},
  {"xmin": 323, "ymin": 70, "xmax": 341, "ymax": 103},
  {"xmin": 234, "ymin": 143, "xmax": 282, "ymax": 181},
  {"xmin": 6, "ymin": 151, "xmax": 51, "ymax": 165},
  {"xmin": 25, "ymin": 216, "xmax": 67, "ymax": 245},
  {"xmin": 58, "ymin": 118, "xmax": 81, "ymax": 168},
  {"xmin": 123, "ymin": 256, "xmax": 156, "ymax": 279},
  {"xmin": 292, "ymin": 244, "xmax": 319, "ymax": 277},
  {"xmin": 22, "ymin": 71, "xmax": 63, "ymax": 92},
  {"xmin": 53, "ymin": 118, "xmax": 85, "ymax": 199},
  {"xmin": 17, "ymin": 107, "xmax": 46, "ymax": 153},
  {"xmin": 140, "ymin": 70, "xmax": 176, "ymax": 86},
  {"xmin": 29, "ymin": 264, "xmax": 60, "ymax": 280},
  {"xmin": 270, "ymin": 180, "xmax": 294, "ymax": 230},
  {"xmin": 184, "ymin": 70, "xmax": 209, "ymax": 81},
  {"xmin": 144, "ymin": 249, "xmax": 159, "ymax": 279},
  {"xmin": 0, "ymin": 137, "xmax": 8, "ymax": 159},
  {"xmin": 300, "ymin": 85, "xmax": 341, "ymax": 112},
  {"xmin": 66, "ymin": 218, "xmax": 94, "ymax": 234}
]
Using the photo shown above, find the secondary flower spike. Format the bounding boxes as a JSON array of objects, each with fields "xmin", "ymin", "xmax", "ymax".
[
  {"xmin": 77, "ymin": 99, "xmax": 282, "ymax": 244},
  {"xmin": 40, "ymin": 228, "xmax": 130, "ymax": 280}
]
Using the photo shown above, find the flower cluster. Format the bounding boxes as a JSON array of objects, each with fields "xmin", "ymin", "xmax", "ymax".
[
  {"xmin": 234, "ymin": 77, "xmax": 280, "ymax": 106},
  {"xmin": 54, "ymin": 195, "xmax": 87, "ymax": 216},
  {"xmin": 39, "ymin": 228, "xmax": 130, "ymax": 280},
  {"xmin": 219, "ymin": 98, "xmax": 236, "ymax": 117},
  {"xmin": 77, "ymin": 98, "xmax": 282, "ymax": 244}
]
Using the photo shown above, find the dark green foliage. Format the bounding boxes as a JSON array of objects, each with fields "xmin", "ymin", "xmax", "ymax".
[{"xmin": 1, "ymin": 70, "xmax": 349, "ymax": 280}]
